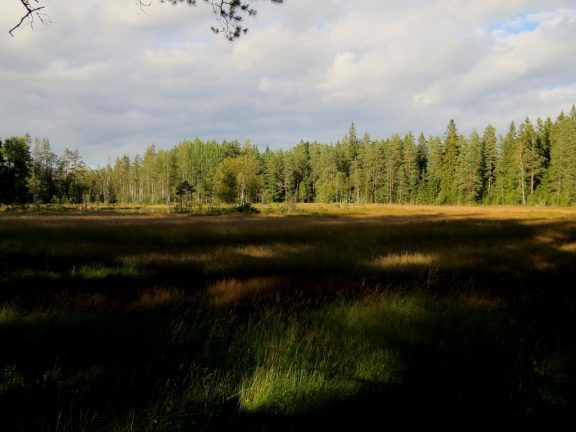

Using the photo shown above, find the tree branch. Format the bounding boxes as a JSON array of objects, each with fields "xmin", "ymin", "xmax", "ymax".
[
  {"xmin": 10, "ymin": 0, "xmax": 283, "ymax": 40},
  {"xmin": 153, "ymin": 0, "xmax": 284, "ymax": 41},
  {"xmin": 10, "ymin": 0, "xmax": 48, "ymax": 37}
]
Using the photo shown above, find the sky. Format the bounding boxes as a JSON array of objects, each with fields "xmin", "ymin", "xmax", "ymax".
[{"xmin": 1, "ymin": 0, "xmax": 575, "ymax": 167}]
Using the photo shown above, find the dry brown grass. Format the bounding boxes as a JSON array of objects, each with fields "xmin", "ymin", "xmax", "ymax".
[
  {"xmin": 209, "ymin": 276, "xmax": 287, "ymax": 305},
  {"xmin": 3, "ymin": 202, "xmax": 575, "ymax": 225},
  {"xmin": 1, "ymin": 203, "xmax": 576, "ymax": 431}
]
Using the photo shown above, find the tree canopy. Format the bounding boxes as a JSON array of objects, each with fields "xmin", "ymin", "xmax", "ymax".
[
  {"xmin": 3, "ymin": 106, "xmax": 576, "ymax": 208},
  {"xmin": 11, "ymin": 0, "xmax": 284, "ymax": 39}
]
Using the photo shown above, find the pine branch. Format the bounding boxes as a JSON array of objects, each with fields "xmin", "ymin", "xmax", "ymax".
[{"xmin": 10, "ymin": 0, "xmax": 283, "ymax": 40}]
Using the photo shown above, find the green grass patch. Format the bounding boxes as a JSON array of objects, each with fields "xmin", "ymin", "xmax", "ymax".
[{"xmin": 0, "ymin": 205, "xmax": 575, "ymax": 430}]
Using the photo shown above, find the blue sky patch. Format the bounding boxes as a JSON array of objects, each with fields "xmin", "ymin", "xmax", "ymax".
[
  {"xmin": 314, "ymin": 19, "xmax": 327, "ymax": 31},
  {"xmin": 486, "ymin": 11, "xmax": 540, "ymax": 36}
]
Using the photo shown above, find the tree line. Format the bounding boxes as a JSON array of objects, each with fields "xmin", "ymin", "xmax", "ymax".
[{"xmin": 2, "ymin": 106, "xmax": 576, "ymax": 208}]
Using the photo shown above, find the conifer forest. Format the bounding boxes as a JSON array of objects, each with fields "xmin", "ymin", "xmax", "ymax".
[{"xmin": 2, "ymin": 107, "xmax": 576, "ymax": 208}]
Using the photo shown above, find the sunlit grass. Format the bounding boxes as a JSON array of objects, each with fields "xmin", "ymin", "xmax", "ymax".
[
  {"xmin": 119, "ymin": 243, "xmax": 317, "ymax": 277},
  {"xmin": 209, "ymin": 277, "xmax": 284, "ymax": 305},
  {"xmin": 74, "ymin": 264, "xmax": 141, "ymax": 280},
  {"xmin": 0, "ymin": 304, "xmax": 19, "ymax": 324},
  {"xmin": 235, "ymin": 290, "xmax": 511, "ymax": 416},
  {"xmin": 135, "ymin": 287, "xmax": 193, "ymax": 310},
  {"xmin": 367, "ymin": 252, "xmax": 436, "ymax": 270},
  {"xmin": 558, "ymin": 242, "xmax": 576, "ymax": 252},
  {"xmin": 0, "ymin": 205, "xmax": 575, "ymax": 430},
  {"xmin": 238, "ymin": 295, "xmax": 410, "ymax": 415}
]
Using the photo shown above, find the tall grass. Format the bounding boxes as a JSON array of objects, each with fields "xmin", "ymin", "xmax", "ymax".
[{"xmin": 0, "ymin": 205, "xmax": 575, "ymax": 430}]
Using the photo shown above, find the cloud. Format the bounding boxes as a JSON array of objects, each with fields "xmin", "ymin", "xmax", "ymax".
[{"xmin": 1, "ymin": 0, "xmax": 575, "ymax": 166}]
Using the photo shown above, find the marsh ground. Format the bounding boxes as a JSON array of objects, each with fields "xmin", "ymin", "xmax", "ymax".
[{"xmin": 1, "ymin": 204, "xmax": 575, "ymax": 431}]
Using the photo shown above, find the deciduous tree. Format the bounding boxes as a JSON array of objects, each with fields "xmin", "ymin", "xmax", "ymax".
[{"xmin": 0, "ymin": 136, "xmax": 32, "ymax": 203}]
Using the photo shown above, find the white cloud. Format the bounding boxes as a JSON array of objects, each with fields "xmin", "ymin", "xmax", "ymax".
[{"xmin": 1, "ymin": 0, "xmax": 575, "ymax": 166}]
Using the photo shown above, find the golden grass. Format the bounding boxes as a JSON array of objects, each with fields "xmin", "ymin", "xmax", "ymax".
[
  {"xmin": 3, "ymin": 202, "xmax": 576, "ymax": 224},
  {"xmin": 367, "ymin": 253, "xmax": 436, "ymax": 270},
  {"xmin": 135, "ymin": 287, "xmax": 192, "ymax": 309},
  {"xmin": 209, "ymin": 277, "xmax": 285, "ymax": 305},
  {"xmin": 256, "ymin": 203, "xmax": 576, "ymax": 223},
  {"xmin": 558, "ymin": 242, "xmax": 576, "ymax": 252},
  {"xmin": 1, "ymin": 203, "xmax": 575, "ymax": 430}
]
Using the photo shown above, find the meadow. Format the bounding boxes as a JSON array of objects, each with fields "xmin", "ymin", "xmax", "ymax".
[{"xmin": 0, "ymin": 204, "xmax": 575, "ymax": 431}]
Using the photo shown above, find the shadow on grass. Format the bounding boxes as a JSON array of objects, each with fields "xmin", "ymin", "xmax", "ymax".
[
  {"xmin": 0, "ymin": 213, "xmax": 576, "ymax": 430},
  {"xmin": 2, "ymin": 214, "xmax": 576, "ymax": 304},
  {"xmin": 0, "ymin": 289, "xmax": 575, "ymax": 431}
]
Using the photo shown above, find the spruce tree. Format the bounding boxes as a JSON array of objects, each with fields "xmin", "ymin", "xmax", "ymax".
[
  {"xmin": 351, "ymin": 133, "xmax": 371, "ymax": 204},
  {"xmin": 315, "ymin": 145, "xmax": 339, "ymax": 203},
  {"xmin": 361, "ymin": 139, "xmax": 385, "ymax": 203},
  {"xmin": 438, "ymin": 120, "xmax": 460, "ymax": 204},
  {"xmin": 496, "ymin": 122, "xmax": 521, "ymax": 204},
  {"xmin": 426, "ymin": 136, "xmax": 443, "ymax": 204},
  {"xmin": 261, "ymin": 148, "xmax": 285, "ymax": 203},
  {"xmin": 415, "ymin": 133, "xmax": 429, "ymax": 203},
  {"xmin": 542, "ymin": 111, "xmax": 576, "ymax": 204},
  {"xmin": 518, "ymin": 118, "xmax": 545, "ymax": 203},
  {"xmin": 456, "ymin": 130, "xmax": 483, "ymax": 204},
  {"xmin": 401, "ymin": 133, "xmax": 419, "ymax": 204},
  {"xmin": 383, "ymin": 135, "xmax": 402, "ymax": 203},
  {"xmin": 481, "ymin": 125, "xmax": 498, "ymax": 202}
]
